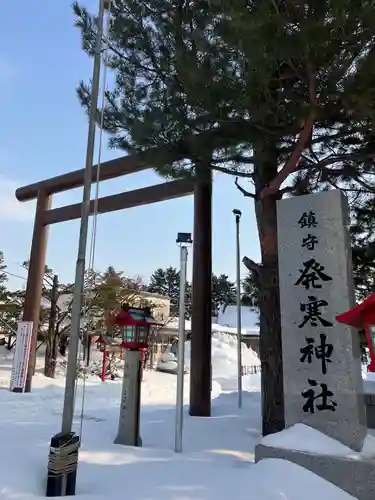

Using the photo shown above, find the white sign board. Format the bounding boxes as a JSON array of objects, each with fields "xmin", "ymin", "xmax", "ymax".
[{"xmin": 10, "ymin": 321, "xmax": 33, "ymax": 392}]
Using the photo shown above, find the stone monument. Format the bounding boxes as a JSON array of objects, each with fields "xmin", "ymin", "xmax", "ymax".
[
  {"xmin": 278, "ymin": 189, "xmax": 366, "ymax": 450},
  {"xmin": 255, "ymin": 190, "xmax": 374, "ymax": 500}
]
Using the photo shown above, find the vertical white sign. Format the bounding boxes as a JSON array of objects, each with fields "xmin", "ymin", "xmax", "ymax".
[{"xmin": 10, "ymin": 321, "xmax": 33, "ymax": 392}]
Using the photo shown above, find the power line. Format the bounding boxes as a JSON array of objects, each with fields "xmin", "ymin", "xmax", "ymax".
[{"xmin": 2, "ymin": 270, "xmax": 27, "ymax": 281}]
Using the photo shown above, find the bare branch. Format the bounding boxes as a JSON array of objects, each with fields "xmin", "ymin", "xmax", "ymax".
[{"xmin": 235, "ymin": 177, "xmax": 256, "ymax": 198}]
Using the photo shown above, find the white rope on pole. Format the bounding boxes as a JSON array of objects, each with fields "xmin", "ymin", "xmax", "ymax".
[{"xmin": 74, "ymin": 0, "xmax": 113, "ymax": 442}]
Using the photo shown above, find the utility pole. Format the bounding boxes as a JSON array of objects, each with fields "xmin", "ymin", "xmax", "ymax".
[
  {"xmin": 46, "ymin": 0, "xmax": 107, "ymax": 496},
  {"xmin": 233, "ymin": 209, "xmax": 243, "ymax": 409},
  {"xmin": 61, "ymin": 0, "xmax": 106, "ymax": 436}
]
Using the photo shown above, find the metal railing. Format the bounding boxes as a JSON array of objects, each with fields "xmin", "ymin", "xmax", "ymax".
[{"xmin": 241, "ymin": 364, "xmax": 261, "ymax": 376}]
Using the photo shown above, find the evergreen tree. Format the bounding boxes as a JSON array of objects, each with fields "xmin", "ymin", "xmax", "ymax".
[
  {"xmin": 90, "ymin": 266, "xmax": 146, "ymax": 335},
  {"xmin": 0, "ymin": 251, "xmax": 9, "ymax": 323},
  {"xmin": 242, "ymin": 273, "xmax": 260, "ymax": 309},
  {"xmin": 74, "ymin": 0, "xmax": 375, "ymax": 434},
  {"xmin": 0, "ymin": 251, "xmax": 7, "ymax": 292},
  {"xmin": 350, "ymin": 197, "xmax": 375, "ymax": 301},
  {"xmin": 0, "ymin": 251, "xmax": 10, "ymax": 339},
  {"xmin": 211, "ymin": 274, "xmax": 236, "ymax": 317},
  {"xmin": 0, "ymin": 253, "xmax": 25, "ymax": 343},
  {"xmin": 148, "ymin": 267, "xmax": 181, "ymax": 313}
]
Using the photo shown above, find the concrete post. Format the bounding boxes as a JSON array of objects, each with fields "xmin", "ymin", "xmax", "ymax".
[{"xmin": 114, "ymin": 349, "xmax": 143, "ymax": 446}]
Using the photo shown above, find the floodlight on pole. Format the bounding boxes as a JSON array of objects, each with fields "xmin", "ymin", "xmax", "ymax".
[
  {"xmin": 175, "ymin": 232, "xmax": 192, "ymax": 453},
  {"xmin": 233, "ymin": 209, "xmax": 243, "ymax": 409}
]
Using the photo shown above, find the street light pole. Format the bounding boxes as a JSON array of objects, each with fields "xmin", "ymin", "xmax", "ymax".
[
  {"xmin": 61, "ymin": 0, "xmax": 106, "ymax": 436},
  {"xmin": 46, "ymin": 2, "xmax": 108, "ymax": 495},
  {"xmin": 175, "ymin": 232, "xmax": 192, "ymax": 453},
  {"xmin": 233, "ymin": 209, "xmax": 242, "ymax": 409}
]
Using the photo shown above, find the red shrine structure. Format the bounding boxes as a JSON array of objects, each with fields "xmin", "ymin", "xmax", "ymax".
[
  {"xmin": 96, "ymin": 305, "xmax": 160, "ymax": 381},
  {"xmin": 336, "ymin": 292, "xmax": 375, "ymax": 372}
]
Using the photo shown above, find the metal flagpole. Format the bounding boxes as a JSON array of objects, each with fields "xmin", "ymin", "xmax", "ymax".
[
  {"xmin": 61, "ymin": 0, "xmax": 106, "ymax": 435},
  {"xmin": 233, "ymin": 209, "xmax": 242, "ymax": 409},
  {"xmin": 175, "ymin": 233, "xmax": 192, "ymax": 453}
]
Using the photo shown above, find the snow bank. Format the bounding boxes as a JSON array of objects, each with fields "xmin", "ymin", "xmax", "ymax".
[
  {"xmin": 185, "ymin": 331, "xmax": 260, "ymax": 371},
  {"xmin": 165, "ymin": 316, "xmax": 259, "ymax": 336},
  {"xmin": 184, "ymin": 331, "xmax": 261, "ymax": 392},
  {"xmin": 362, "ymin": 368, "xmax": 375, "ymax": 394},
  {"xmin": 363, "ymin": 370, "xmax": 375, "ymax": 382},
  {"xmin": 261, "ymin": 423, "xmax": 375, "ymax": 459}
]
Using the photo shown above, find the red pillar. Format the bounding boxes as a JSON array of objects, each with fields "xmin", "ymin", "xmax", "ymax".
[
  {"xmin": 24, "ymin": 190, "xmax": 52, "ymax": 393},
  {"xmin": 101, "ymin": 349, "xmax": 107, "ymax": 382},
  {"xmin": 365, "ymin": 326, "xmax": 375, "ymax": 372}
]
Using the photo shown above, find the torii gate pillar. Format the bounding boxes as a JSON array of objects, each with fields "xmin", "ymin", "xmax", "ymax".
[{"xmin": 24, "ymin": 190, "xmax": 52, "ymax": 392}]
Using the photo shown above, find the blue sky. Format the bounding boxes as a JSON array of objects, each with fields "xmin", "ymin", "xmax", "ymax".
[{"xmin": 0, "ymin": 0, "xmax": 260, "ymax": 290}]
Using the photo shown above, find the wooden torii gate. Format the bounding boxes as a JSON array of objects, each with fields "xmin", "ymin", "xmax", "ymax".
[{"xmin": 15, "ymin": 153, "xmax": 212, "ymax": 416}]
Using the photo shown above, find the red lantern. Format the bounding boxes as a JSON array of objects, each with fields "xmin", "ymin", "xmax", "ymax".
[{"xmin": 114, "ymin": 306, "xmax": 160, "ymax": 350}]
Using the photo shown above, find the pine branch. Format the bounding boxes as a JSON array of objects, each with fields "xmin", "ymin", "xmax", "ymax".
[
  {"xmin": 213, "ymin": 164, "xmax": 253, "ymax": 178},
  {"xmin": 315, "ymin": 152, "xmax": 375, "ymax": 172},
  {"xmin": 214, "ymin": 154, "xmax": 255, "ymax": 165},
  {"xmin": 260, "ymin": 58, "xmax": 317, "ymax": 198}
]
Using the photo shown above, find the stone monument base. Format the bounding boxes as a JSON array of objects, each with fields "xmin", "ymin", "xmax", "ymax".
[
  {"xmin": 255, "ymin": 443, "xmax": 375, "ymax": 500},
  {"xmin": 365, "ymin": 394, "xmax": 375, "ymax": 429}
]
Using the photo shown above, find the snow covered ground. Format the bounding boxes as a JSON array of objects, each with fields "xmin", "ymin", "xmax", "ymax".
[{"xmin": 0, "ymin": 338, "xmax": 358, "ymax": 500}]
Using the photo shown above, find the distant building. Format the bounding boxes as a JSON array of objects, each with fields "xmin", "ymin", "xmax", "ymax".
[{"xmin": 136, "ymin": 291, "xmax": 170, "ymax": 321}]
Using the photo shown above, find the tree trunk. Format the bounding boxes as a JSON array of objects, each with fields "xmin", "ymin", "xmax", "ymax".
[
  {"xmin": 44, "ymin": 275, "xmax": 58, "ymax": 379},
  {"xmin": 189, "ymin": 161, "xmax": 212, "ymax": 417},
  {"xmin": 253, "ymin": 143, "xmax": 285, "ymax": 436},
  {"xmin": 44, "ymin": 343, "xmax": 56, "ymax": 378}
]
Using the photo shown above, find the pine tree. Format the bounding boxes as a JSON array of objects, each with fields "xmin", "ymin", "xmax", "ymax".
[
  {"xmin": 74, "ymin": 0, "xmax": 375, "ymax": 434},
  {"xmin": 0, "ymin": 251, "xmax": 8, "ymax": 300},
  {"xmin": 242, "ymin": 273, "xmax": 260, "ymax": 309},
  {"xmin": 91, "ymin": 266, "xmax": 145, "ymax": 335},
  {"xmin": 0, "ymin": 253, "xmax": 24, "ymax": 344},
  {"xmin": 350, "ymin": 197, "xmax": 375, "ymax": 301},
  {"xmin": 0, "ymin": 251, "xmax": 10, "ymax": 340},
  {"xmin": 211, "ymin": 274, "xmax": 236, "ymax": 317},
  {"xmin": 148, "ymin": 267, "xmax": 181, "ymax": 314}
]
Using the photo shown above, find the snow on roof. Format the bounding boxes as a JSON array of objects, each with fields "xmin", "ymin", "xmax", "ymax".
[
  {"xmin": 218, "ymin": 305, "xmax": 259, "ymax": 334},
  {"xmin": 163, "ymin": 317, "xmax": 259, "ymax": 336}
]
